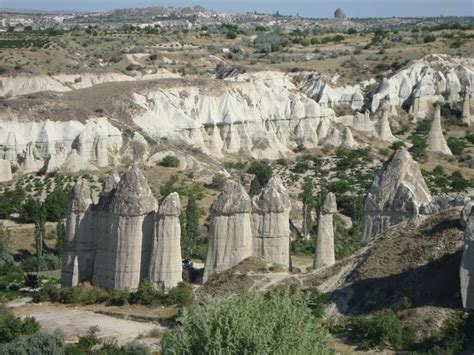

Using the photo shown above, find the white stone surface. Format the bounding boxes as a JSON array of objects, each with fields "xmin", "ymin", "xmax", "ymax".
[{"xmin": 313, "ymin": 193, "xmax": 337, "ymax": 270}]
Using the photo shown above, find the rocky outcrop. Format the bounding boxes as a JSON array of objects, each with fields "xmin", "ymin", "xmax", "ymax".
[
  {"xmin": 462, "ymin": 91, "xmax": 472, "ymax": 126},
  {"xmin": 362, "ymin": 149, "xmax": 432, "ymax": 240},
  {"xmin": 204, "ymin": 180, "xmax": 253, "ymax": 282},
  {"xmin": 375, "ymin": 109, "xmax": 396, "ymax": 142},
  {"xmin": 313, "ymin": 193, "xmax": 337, "ymax": 270},
  {"xmin": 334, "ymin": 8, "xmax": 347, "ymax": 20},
  {"xmin": 427, "ymin": 106, "xmax": 452, "ymax": 156},
  {"xmin": 149, "ymin": 192, "xmax": 183, "ymax": 289},
  {"xmin": 0, "ymin": 159, "xmax": 12, "ymax": 182},
  {"xmin": 61, "ymin": 179, "xmax": 95, "ymax": 287},
  {"xmin": 92, "ymin": 166, "xmax": 158, "ymax": 290},
  {"xmin": 461, "ymin": 202, "xmax": 474, "ymax": 309},
  {"xmin": 252, "ymin": 176, "xmax": 291, "ymax": 269},
  {"xmin": 21, "ymin": 142, "xmax": 44, "ymax": 173},
  {"xmin": 369, "ymin": 55, "xmax": 474, "ymax": 115}
]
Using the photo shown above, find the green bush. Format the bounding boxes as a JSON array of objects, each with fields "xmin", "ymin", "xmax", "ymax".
[
  {"xmin": 293, "ymin": 161, "xmax": 310, "ymax": 174},
  {"xmin": 160, "ymin": 155, "xmax": 180, "ymax": 167},
  {"xmin": 347, "ymin": 309, "xmax": 415, "ymax": 350},
  {"xmin": 23, "ymin": 254, "xmax": 60, "ymax": 272},
  {"xmin": 161, "ymin": 290, "xmax": 330, "ymax": 354},
  {"xmin": 290, "ymin": 239, "xmax": 315, "ymax": 256},
  {"xmin": 0, "ymin": 331, "xmax": 64, "ymax": 354},
  {"xmin": 166, "ymin": 282, "xmax": 193, "ymax": 306},
  {"xmin": 248, "ymin": 160, "xmax": 273, "ymax": 195},
  {"xmin": 0, "ymin": 305, "xmax": 40, "ymax": 343},
  {"xmin": 447, "ymin": 136, "xmax": 467, "ymax": 155},
  {"xmin": 108, "ymin": 288, "xmax": 131, "ymax": 306},
  {"xmin": 132, "ymin": 279, "xmax": 163, "ymax": 305}
]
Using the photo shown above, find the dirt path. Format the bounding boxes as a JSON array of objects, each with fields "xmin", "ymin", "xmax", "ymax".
[{"xmin": 13, "ymin": 303, "xmax": 161, "ymax": 345}]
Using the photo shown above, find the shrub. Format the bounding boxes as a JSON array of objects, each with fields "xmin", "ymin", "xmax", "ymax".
[
  {"xmin": 390, "ymin": 141, "xmax": 406, "ymax": 150},
  {"xmin": 450, "ymin": 171, "xmax": 471, "ymax": 192},
  {"xmin": 44, "ymin": 188, "xmax": 69, "ymax": 222},
  {"xmin": 23, "ymin": 254, "xmax": 60, "ymax": 272},
  {"xmin": 166, "ymin": 282, "xmax": 193, "ymax": 306},
  {"xmin": 132, "ymin": 279, "xmax": 161, "ymax": 305},
  {"xmin": 293, "ymin": 161, "xmax": 310, "ymax": 174},
  {"xmin": 424, "ymin": 34, "xmax": 436, "ymax": 43},
  {"xmin": 0, "ymin": 305, "xmax": 40, "ymax": 343},
  {"xmin": 161, "ymin": 290, "xmax": 330, "ymax": 354},
  {"xmin": 210, "ymin": 173, "xmax": 226, "ymax": 187},
  {"xmin": 247, "ymin": 160, "xmax": 273, "ymax": 195},
  {"xmin": 290, "ymin": 239, "xmax": 315, "ymax": 255},
  {"xmin": 447, "ymin": 136, "xmax": 467, "ymax": 155},
  {"xmin": 160, "ymin": 155, "xmax": 180, "ymax": 167},
  {"xmin": 0, "ymin": 331, "xmax": 64, "ymax": 354},
  {"xmin": 347, "ymin": 309, "xmax": 415, "ymax": 350},
  {"xmin": 108, "ymin": 288, "xmax": 130, "ymax": 306}
]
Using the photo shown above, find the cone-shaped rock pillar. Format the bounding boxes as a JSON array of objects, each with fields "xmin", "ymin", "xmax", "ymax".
[
  {"xmin": 313, "ymin": 193, "xmax": 337, "ymax": 270},
  {"xmin": 0, "ymin": 159, "xmax": 12, "ymax": 182},
  {"xmin": 204, "ymin": 180, "xmax": 253, "ymax": 282},
  {"xmin": 92, "ymin": 165, "xmax": 157, "ymax": 290},
  {"xmin": 376, "ymin": 109, "xmax": 396, "ymax": 142},
  {"xmin": 149, "ymin": 192, "xmax": 183, "ymax": 289},
  {"xmin": 362, "ymin": 149, "xmax": 432, "ymax": 240},
  {"xmin": 461, "ymin": 203, "xmax": 474, "ymax": 309},
  {"xmin": 462, "ymin": 91, "xmax": 471, "ymax": 127},
  {"xmin": 252, "ymin": 176, "xmax": 291, "ymax": 269},
  {"xmin": 427, "ymin": 105, "xmax": 452, "ymax": 155},
  {"xmin": 61, "ymin": 179, "xmax": 95, "ymax": 287}
]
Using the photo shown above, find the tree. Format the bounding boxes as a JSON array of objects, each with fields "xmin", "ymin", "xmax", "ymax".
[
  {"xmin": 160, "ymin": 155, "xmax": 180, "ymax": 167},
  {"xmin": 161, "ymin": 290, "xmax": 330, "ymax": 354},
  {"xmin": 0, "ymin": 228, "xmax": 12, "ymax": 266},
  {"xmin": 34, "ymin": 204, "xmax": 47, "ymax": 271},
  {"xmin": 44, "ymin": 188, "xmax": 69, "ymax": 222},
  {"xmin": 247, "ymin": 160, "xmax": 273, "ymax": 195},
  {"xmin": 56, "ymin": 221, "xmax": 65, "ymax": 259},
  {"xmin": 181, "ymin": 196, "xmax": 200, "ymax": 257}
]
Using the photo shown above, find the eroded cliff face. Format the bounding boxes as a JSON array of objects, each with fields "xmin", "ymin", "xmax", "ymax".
[
  {"xmin": 461, "ymin": 202, "xmax": 474, "ymax": 310},
  {"xmin": 362, "ymin": 149, "xmax": 432, "ymax": 240}
]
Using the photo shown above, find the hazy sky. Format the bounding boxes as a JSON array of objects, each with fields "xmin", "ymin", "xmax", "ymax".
[{"xmin": 1, "ymin": 0, "xmax": 473, "ymax": 18}]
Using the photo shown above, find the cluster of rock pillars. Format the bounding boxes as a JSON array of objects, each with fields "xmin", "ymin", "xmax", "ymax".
[{"xmin": 61, "ymin": 149, "xmax": 474, "ymax": 310}]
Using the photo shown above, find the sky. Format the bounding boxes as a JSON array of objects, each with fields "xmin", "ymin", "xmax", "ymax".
[{"xmin": 1, "ymin": 0, "xmax": 473, "ymax": 18}]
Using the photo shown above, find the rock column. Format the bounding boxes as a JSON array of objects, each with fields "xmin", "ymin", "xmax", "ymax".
[
  {"xmin": 92, "ymin": 166, "xmax": 157, "ymax": 290},
  {"xmin": 462, "ymin": 91, "xmax": 471, "ymax": 127},
  {"xmin": 204, "ymin": 180, "xmax": 253, "ymax": 282},
  {"xmin": 313, "ymin": 193, "xmax": 337, "ymax": 270},
  {"xmin": 61, "ymin": 179, "xmax": 94, "ymax": 287},
  {"xmin": 0, "ymin": 159, "xmax": 12, "ymax": 182},
  {"xmin": 252, "ymin": 176, "xmax": 291, "ymax": 269},
  {"xmin": 149, "ymin": 192, "xmax": 183, "ymax": 289},
  {"xmin": 427, "ymin": 105, "xmax": 452, "ymax": 156}
]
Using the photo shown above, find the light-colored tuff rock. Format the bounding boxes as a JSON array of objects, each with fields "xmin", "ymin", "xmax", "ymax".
[
  {"xmin": 204, "ymin": 180, "xmax": 253, "ymax": 282},
  {"xmin": 375, "ymin": 109, "xmax": 396, "ymax": 142},
  {"xmin": 362, "ymin": 149, "xmax": 432, "ymax": 240},
  {"xmin": 0, "ymin": 159, "xmax": 12, "ymax": 182},
  {"xmin": 460, "ymin": 203, "xmax": 474, "ymax": 309},
  {"xmin": 369, "ymin": 55, "xmax": 474, "ymax": 115},
  {"xmin": 427, "ymin": 106, "xmax": 452, "ymax": 156},
  {"xmin": 462, "ymin": 91, "xmax": 472, "ymax": 126},
  {"xmin": 92, "ymin": 166, "xmax": 158, "ymax": 290},
  {"xmin": 61, "ymin": 180, "xmax": 95, "ymax": 287},
  {"xmin": 149, "ymin": 192, "xmax": 183, "ymax": 289},
  {"xmin": 313, "ymin": 193, "xmax": 337, "ymax": 270},
  {"xmin": 252, "ymin": 176, "xmax": 292, "ymax": 269},
  {"xmin": 21, "ymin": 142, "xmax": 44, "ymax": 173}
]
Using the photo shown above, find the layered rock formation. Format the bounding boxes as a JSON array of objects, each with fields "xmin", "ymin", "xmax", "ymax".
[
  {"xmin": 0, "ymin": 159, "xmax": 12, "ymax": 182},
  {"xmin": 427, "ymin": 106, "xmax": 452, "ymax": 156},
  {"xmin": 149, "ymin": 192, "xmax": 183, "ymax": 289},
  {"xmin": 204, "ymin": 180, "xmax": 253, "ymax": 282},
  {"xmin": 362, "ymin": 149, "xmax": 432, "ymax": 240},
  {"xmin": 460, "ymin": 202, "xmax": 474, "ymax": 309},
  {"xmin": 313, "ymin": 193, "xmax": 337, "ymax": 270},
  {"xmin": 252, "ymin": 176, "xmax": 292, "ymax": 269},
  {"xmin": 61, "ymin": 179, "xmax": 95, "ymax": 287},
  {"xmin": 375, "ymin": 109, "xmax": 396, "ymax": 142},
  {"xmin": 93, "ymin": 165, "xmax": 158, "ymax": 290},
  {"xmin": 462, "ymin": 91, "xmax": 472, "ymax": 126}
]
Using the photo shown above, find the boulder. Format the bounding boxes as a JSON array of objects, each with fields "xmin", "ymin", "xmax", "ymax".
[
  {"xmin": 313, "ymin": 193, "xmax": 337, "ymax": 269},
  {"xmin": 427, "ymin": 105, "xmax": 452, "ymax": 156},
  {"xmin": 92, "ymin": 165, "xmax": 157, "ymax": 290},
  {"xmin": 362, "ymin": 149, "xmax": 432, "ymax": 240},
  {"xmin": 204, "ymin": 180, "xmax": 253, "ymax": 282},
  {"xmin": 461, "ymin": 203, "xmax": 474, "ymax": 309},
  {"xmin": 149, "ymin": 192, "xmax": 183, "ymax": 289},
  {"xmin": 252, "ymin": 176, "xmax": 291, "ymax": 269}
]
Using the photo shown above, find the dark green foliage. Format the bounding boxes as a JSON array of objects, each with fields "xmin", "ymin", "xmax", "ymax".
[
  {"xmin": 131, "ymin": 279, "xmax": 163, "ymax": 305},
  {"xmin": 0, "ymin": 229, "xmax": 12, "ymax": 267},
  {"xmin": 210, "ymin": 173, "xmax": 226, "ymax": 187},
  {"xmin": 19, "ymin": 198, "xmax": 43, "ymax": 223},
  {"xmin": 160, "ymin": 155, "xmax": 180, "ymax": 167},
  {"xmin": 335, "ymin": 148, "xmax": 370, "ymax": 170},
  {"xmin": 415, "ymin": 118, "xmax": 432, "ymax": 135},
  {"xmin": 292, "ymin": 161, "xmax": 310, "ymax": 174},
  {"xmin": 247, "ymin": 160, "xmax": 273, "ymax": 195},
  {"xmin": 290, "ymin": 239, "xmax": 315, "ymax": 256},
  {"xmin": 253, "ymin": 32, "xmax": 290, "ymax": 53},
  {"xmin": 424, "ymin": 34, "xmax": 436, "ymax": 43},
  {"xmin": 108, "ymin": 289, "xmax": 131, "ymax": 306},
  {"xmin": 0, "ymin": 187, "xmax": 25, "ymax": 219},
  {"xmin": 44, "ymin": 188, "xmax": 69, "ymax": 222},
  {"xmin": 300, "ymin": 177, "xmax": 315, "ymax": 237},
  {"xmin": 161, "ymin": 290, "xmax": 330, "ymax": 354},
  {"xmin": 56, "ymin": 221, "xmax": 65, "ymax": 258},
  {"xmin": 0, "ymin": 331, "xmax": 65, "ymax": 354},
  {"xmin": 447, "ymin": 136, "xmax": 467, "ymax": 155},
  {"xmin": 181, "ymin": 196, "xmax": 200, "ymax": 258},
  {"xmin": 409, "ymin": 135, "xmax": 428, "ymax": 160},
  {"xmin": 347, "ymin": 309, "xmax": 416, "ymax": 350},
  {"xmin": 465, "ymin": 132, "xmax": 474, "ymax": 144},
  {"xmin": 450, "ymin": 171, "xmax": 471, "ymax": 192},
  {"xmin": 23, "ymin": 254, "xmax": 60, "ymax": 272},
  {"xmin": 0, "ymin": 305, "xmax": 40, "ymax": 343},
  {"xmin": 166, "ymin": 282, "xmax": 193, "ymax": 306},
  {"xmin": 390, "ymin": 141, "xmax": 406, "ymax": 150}
]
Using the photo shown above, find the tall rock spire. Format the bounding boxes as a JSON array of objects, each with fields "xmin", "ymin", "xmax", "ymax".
[
  {"xmin": 0, "ymin": 159, "xmax": 12, "ymax": 182},
  {"xmin": 313, "ymin": 193, "xmax": 337, "ymax": 270},
  {"xmin": 93, "ymin": 165, "xmax": 157, "ymax": 290},
  {"xmin": 362, "ymin": 149, "xmax": 432, "ymax": 240},
  {"xmin": 149, "ymin": 192, "xmax": 183, "ymax": 289},
  {"xmin": 61, "ymin": 179, "xmax": 94, "ymax": 287},
  {"xmin": 252, "ymin": 176, "xmax": 291, "ymax": 269},
  {"xmin": 427, "ymin": 105, "xmax": 452, "ymax": 156},
  {"xmin": 375, "ymin": 109, "xmax": 396, "ymax": 142},
  {"xmin": 204, "ymin": 180, "xmax": 253, "ymax": 282},
  {"xmin": 462, "ymin": 90, "xmax": 471, "ymax": 127}
]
